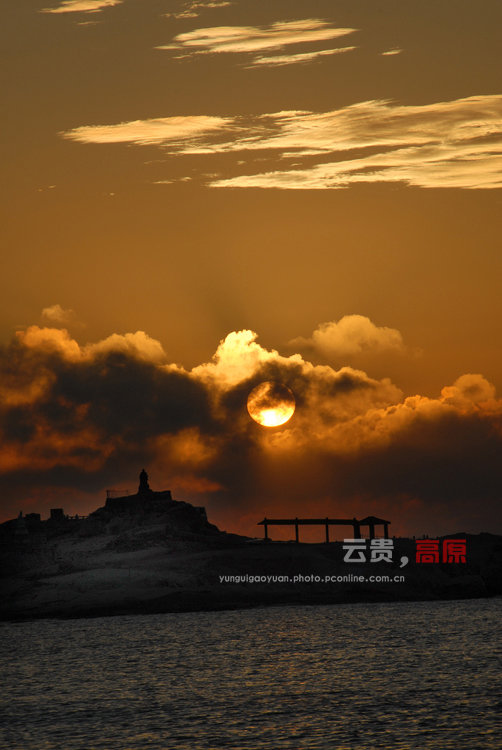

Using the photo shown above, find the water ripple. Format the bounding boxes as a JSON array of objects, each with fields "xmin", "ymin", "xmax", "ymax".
[{"xmin": 1, "ymin": 598, "xmax": 501, "ymax": 749}]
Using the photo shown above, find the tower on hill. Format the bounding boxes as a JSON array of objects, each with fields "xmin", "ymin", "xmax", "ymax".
[
  {"xmin": 138, "ymin": 468, "xmax": 151, "ymax": 495},
  {"xmin": 104, "ymin": 470, "xmax": 172, "ymax": 514}
]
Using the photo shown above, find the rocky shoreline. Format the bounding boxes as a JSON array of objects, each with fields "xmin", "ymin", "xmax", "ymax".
[{"xmin": 2, "ymin": 528, "xmax": 501, "ymax": 622}]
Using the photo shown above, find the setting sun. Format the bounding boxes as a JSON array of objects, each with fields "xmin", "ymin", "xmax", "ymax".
[{"xmin": 247, "ymin": 381, "xmax": 296, "ymax": 427}]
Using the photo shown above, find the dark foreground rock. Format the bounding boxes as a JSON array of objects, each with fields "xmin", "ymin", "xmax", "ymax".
[{"xmin": 1, "ymin": 526, "xmax": 501, "ymax": 621}]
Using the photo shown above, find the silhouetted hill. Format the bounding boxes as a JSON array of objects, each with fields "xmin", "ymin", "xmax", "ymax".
[{"xmin": 1, "ymin": 496, "xmax": 501, "ymax": 621}]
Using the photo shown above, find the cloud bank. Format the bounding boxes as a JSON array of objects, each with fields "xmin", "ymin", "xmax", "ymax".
[
  {"xmin": 62, "ymin": 95, "xmax": 502, "ymax": 190},
  {"xmin": 1, "ymin": 319, "xmax": 501, "ymax": 535}
]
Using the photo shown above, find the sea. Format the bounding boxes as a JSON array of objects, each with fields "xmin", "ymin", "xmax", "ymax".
[{"xmin": 1, "ymin": 598, "xmax": 500, "ymax": 750}]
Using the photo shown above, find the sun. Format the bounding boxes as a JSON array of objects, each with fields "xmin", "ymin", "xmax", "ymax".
[{"xmin": 247, "ymin": 381, "xmax": 296, "ymax": 427}]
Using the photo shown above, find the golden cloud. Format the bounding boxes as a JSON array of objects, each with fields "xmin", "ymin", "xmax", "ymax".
[
  {"xmin": 157, "ymin": 19, "xmax": 357, "ymax": 62},
  {"xmin": 290, "ymin": 316, "xmax": 405, "ymax": 359},
  {"xmin": 247, "ymin": 46, "xmax": 357, "ymax": 69},
  {"xmin": 40, "ymin": 0, "xmax": 121, "ymax": 14},
  {"xmin": 63, "ymin": 95, "xmax": 502, "ymax": 190},
  {"xmin": 192, "ymin": 330, "xmax": 305, "ymax": 389},
  {"xmin": 18, "ymin": 326, "xmax": 82, "ymax": 361},
  {"xmin": 164, "ymin": 1, "xmax": 233, "ymax": 20},
  {"xmin": 62, "ymin": 115, "xmax": 231, "ymax": 146},
  {"xmin": 17, "ymin": 326, "xmax": 166, "ymax": 364}
]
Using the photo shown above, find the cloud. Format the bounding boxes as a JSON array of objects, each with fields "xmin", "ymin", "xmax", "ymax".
[
  {"xmin": 165, "ymin": 1, "xmax": 233, "ymax": 20},
  {"xmin": 62, "ymin": 115, "xmax": 232, "ymax": 146},
  {"xmin": 290, "ymin": 316, "xmax": 405, "ymax": 359},
  {"xmin": 157, "ymin": 19, "xmax": 357, "ymax": 65},
  {"xmin": 41, "ymin": 304, "xmax": 77, "ymax": 326},
  {"xmin": 87, "ymin": 332, "xmax": 168, "ymax": 363},
  {"xmin": 209, "ymin": 96, "xmax": 502, "ymax": 190},
  {"xmin": 1, "ymin": 323, "xmax": 501, "ymax": 535},
  {"xmin": 63, "ymin": 95, "xmax": 502, "ymax": 190},
  {"xmin": 40, "ymin": 0, "xmax": 121, "ymax": 14},
  {"xmin": 214, "ymin": 139, "xmax": 502, "ymax": 191},
  {"xmin": 192, "ymin": 329, "xmax": 304, "ymax": 389},
  {"xmin": 18, "ymin": 326, "xmax": 168, "ymax": 364},
  {"xmin": 381, "ymin": 49, "xmax": 402, "ymax": 56},
  {"xmin": 441, "ymin": 373, "xmax": 496, "ymax": 407},
  {"xmin": 18, "ymin": 326, "xmax": 83, "ymax": 360},
  {"xmin": 0, "ymin": 326, "xmax": 211, "ymax": 482},
  {"xmin": 247, "ymin": 46, "xmax": 357, "ymax": 69}
]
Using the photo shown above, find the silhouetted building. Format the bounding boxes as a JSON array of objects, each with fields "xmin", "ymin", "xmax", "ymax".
[
  {"xmin": 358, "ymin": 516, "xmax": 390, "ymax": 539},
  {"xmin": 96, "ymin": 470, "xmax": 218, "ymax": 536},
  {"xmin": 0, "ymin": 472, "xmax": 218, "ymax": 555},
  {"xmin": 138, "ymin": 468, "xmax": 151, "ymax": 495},
  {"xmin": 258, "ymin": 515, "xmax": 391, "ymax": 542},
  {"xmin": 14, "ymin": 512, "xmax": 29, "ymax": 541},
  {"xmin": 104, "ymin": 470, "xmax": 173, "ymax": 514}
]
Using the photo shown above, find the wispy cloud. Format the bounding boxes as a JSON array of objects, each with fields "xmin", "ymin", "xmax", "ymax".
[
  {"xmin": 62, "ymin": 95, "xmax": 502, "ymax": 190},
  {"xmin": 40, "ymin": 0, "xmax": 122, "ymax": 14},
  {"xmin": 157, "ymin": 19, "xmax": 357, "ymax": 66},
  {"xmin": 41, "ymin": 304, "xmax": 77, "ymax": 327},
  {"xmin": 62, "ymin": 115, "xmax": 232, "ymax": 146},
  {"xmin": 248, "ymin": 45, "xmax": 357, "ymax": 69},
  {"xmin": 214, "ymin": 137, "xmax": 502, "ymax": 190},
  {"xmin": 165, "ymin": 1, "xmax": 233, "ymax": 20},
  {"xmin": 381, "ymin": 48, "xmax": 403, "ymax": 56}
]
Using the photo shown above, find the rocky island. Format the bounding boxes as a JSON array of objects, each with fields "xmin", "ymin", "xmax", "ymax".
[{"xmin": 1, "ymin": 472, "xmax": 501, "ymax": 621}]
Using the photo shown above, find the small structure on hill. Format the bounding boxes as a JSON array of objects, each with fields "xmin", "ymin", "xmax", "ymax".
[
  {"xmin": 138, "ymin": 468, "xmax": 151, "ymax": 494},
  {"xmin": 15, "ymin": 511, "xmax": 29, "ymax": 542},
  {"xmin": 104, "ymin": 469, "xmax": 174, "ymax": 514},
  {"xmin": 50, "ymin": 508, "xmax": 66, "ymax": 523},
  {"xmin": 97, "ymin": 469, "xmax": 220, "ymax": 537},
  {"xmin": 0, "ymin": 471, "xmax": 221, "ymax": 558},
  {"xmin": 358, "ymin": 516, "xmax": 390, "ymax": 540},
  {"xmin": 257, "ymin": 515, "xmax": 391, "ymax": 542}
]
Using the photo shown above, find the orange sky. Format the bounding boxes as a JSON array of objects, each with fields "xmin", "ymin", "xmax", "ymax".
[{"xmin": 1, "ymin": 0, "xmax": 502, "ymax": 535}]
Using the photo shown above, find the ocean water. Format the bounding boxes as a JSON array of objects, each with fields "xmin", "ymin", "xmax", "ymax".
[{"xmin": 1, "ymin": 599, "xmax": 500, "ymax": 750}]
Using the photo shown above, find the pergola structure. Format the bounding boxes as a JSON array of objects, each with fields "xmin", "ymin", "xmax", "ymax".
[{"xmin": 257, "ymin": 515, "xmax": 390, "ymax": 543}]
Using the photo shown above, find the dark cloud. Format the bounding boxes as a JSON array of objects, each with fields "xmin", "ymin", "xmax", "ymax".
[{"xmin": 1, "ymin": 325, "xmax": 501, "ymax": 536}]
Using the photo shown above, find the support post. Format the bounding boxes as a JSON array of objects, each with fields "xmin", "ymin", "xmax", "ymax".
[
  {"xmin": 384, "ymin": 523, "xmax": 389, "ymax": 539},
  {"xmin": 295, "ymin": 518, "xmax": 299, "ymax": 543},
  {"xmin": 369, "ymin": 523, "xmax": 375, "ymax": 540},
  {"xmin": 264, "ymin": 518, "xmax": 268, "ymax": 541},
  {"xmin": 325, "ymin": 518, "xmax": 329, "ymax": 543},
  {"xmin": 353, "ymin": 519, "xmax": 361, "ymax": 538}
]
